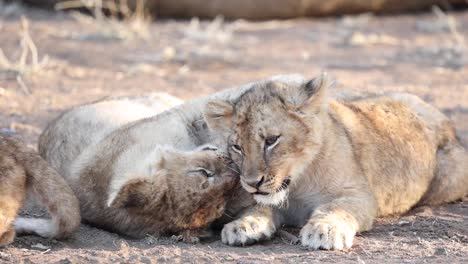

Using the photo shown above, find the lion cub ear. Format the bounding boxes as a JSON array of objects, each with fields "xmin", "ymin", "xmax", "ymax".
[
  {"xmin": 204, "ymin": 100, "xmax": 234, "ymax": 135},
  {"xmin": 299, "ymin": 73, "xmax": 331, "ymax": 113},
  {"xmin": 109, "ymin": 179, "xmax": 154, "ymax": 209}
]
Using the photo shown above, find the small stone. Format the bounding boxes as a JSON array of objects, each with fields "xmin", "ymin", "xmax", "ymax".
[
  {"xmin": 31, "ymin": 243, "xmax": 50, "ymax": 250},
  {"xmin": 434, "ymin": 248, "xmax": 448, "ymax": 256},
  {"xmin": 398, "ymin": 221, "xmax": 410, "ymax": 226},
  {"xmin": 0, "ymin": 127, "xmax": 15, "ymax": 136}
]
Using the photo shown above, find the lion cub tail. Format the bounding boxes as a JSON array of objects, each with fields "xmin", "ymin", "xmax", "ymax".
[{"xmin": 13, "ymin": 141, "xmax": 81, "ymax": 239}]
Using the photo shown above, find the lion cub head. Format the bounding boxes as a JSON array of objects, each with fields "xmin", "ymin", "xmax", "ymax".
[
  {"xmin": 108, "ymin": 145, "xmax": 240, "ymax": 232},
  {"xmin": 204, "ymin": 74, "xmax": 331, "ymax": 206}
]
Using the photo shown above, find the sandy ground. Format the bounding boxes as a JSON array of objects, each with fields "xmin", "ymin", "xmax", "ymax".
[{"xmin": 0, "ymin": 2, "xmax": 467, "ymax": 263}]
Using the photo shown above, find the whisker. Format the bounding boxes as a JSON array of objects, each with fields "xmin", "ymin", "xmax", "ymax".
[{"xmin": 222, "ymin": 212, "xmax": 235, "ymax": 219}]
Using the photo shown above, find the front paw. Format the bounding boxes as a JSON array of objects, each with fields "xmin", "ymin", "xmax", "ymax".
[
  {"xmin": 300, "ymin": 217, "xmax": 356, "ymax": 250},
  {"xmin": 0, "ymin": 227, "xmax": 15, "ymax": 247},
  {"xmin": 221, "ymin": 216, "xmax": 276, "ymax": 246}
]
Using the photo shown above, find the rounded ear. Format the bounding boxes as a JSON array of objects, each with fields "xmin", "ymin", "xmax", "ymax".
[
  {"xmin": 108, "ymin": 179, "xmax": 153, "ymax": 209},
  {"xmin": 203, "ymin": 100, "xmax": 234, "ymax": 134},
  {"xmin": 300, "ymin": 73, "xmax": 331, "ymax": 112}
]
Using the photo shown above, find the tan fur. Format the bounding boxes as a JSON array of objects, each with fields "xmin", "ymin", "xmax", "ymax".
[
  {"xmin": 204, "ymin": 74, "xmax": 468, "ymax": 250},
  {"xmin": 0, "ymin": 135, "xmax": 80, "ymax": 247},
  {"xmin": 39, "ymin": 91, "xmax": 262, "ymax": 241}
]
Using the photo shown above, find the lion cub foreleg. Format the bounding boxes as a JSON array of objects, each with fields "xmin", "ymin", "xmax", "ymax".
[
  {"xmin": 299, "ymin": 189, "xmax": 376, "ymax": 250},
  {"xmin": 221, "ymin": 205, "xmax": 279, "ymax": 246}
]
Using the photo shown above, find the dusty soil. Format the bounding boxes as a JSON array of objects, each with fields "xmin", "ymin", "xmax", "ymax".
[{"xmin": 0, "ymin": 3, "xmax": 467, "ymax": 263}]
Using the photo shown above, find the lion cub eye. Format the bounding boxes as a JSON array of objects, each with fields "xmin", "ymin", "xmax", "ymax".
[
  {"xmin": 189, "ymin": 168, "xmax": 214, "ymax": 178},
  {"xmin": 265, "ymin": 135, "xmax": 280, "ymax": 148},
  {"xmin": 231, "ymin": 144, "xmax": 243, "ymax": 155}
]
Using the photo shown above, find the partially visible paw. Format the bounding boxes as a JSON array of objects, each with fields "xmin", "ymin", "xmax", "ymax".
[
  {"xmin": 171, "ymin": 233, "xmax": 200, "ymax": 244},
  {"xmin": 171, "ymin": 229, "xmax": 213, "ymax": 244},
  {"xmin": 300, "ymin": 216, "xmax": 356, "ymax": 250},
  {"xmin": 221, "ymin": 216, "xmax": 276, "ymax": 246},
  {"xmin": 0, "ymin": 227, "xmax": 16, "ymax": 247}
]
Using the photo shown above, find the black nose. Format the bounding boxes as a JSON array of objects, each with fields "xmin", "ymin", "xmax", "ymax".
[{"xmin": 245, "ymin": 176, "xmax": 265, "ymax": 189}]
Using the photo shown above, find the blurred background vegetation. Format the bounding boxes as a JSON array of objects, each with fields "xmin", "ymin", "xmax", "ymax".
[{"xmin": 13, "ymin": 0, "xmax": 468, "ymax": 19}]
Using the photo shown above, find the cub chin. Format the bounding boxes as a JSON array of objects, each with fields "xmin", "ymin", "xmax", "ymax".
[{"xmin": 204, "ymin": 74, "xmax": 468, "ymax": 250}]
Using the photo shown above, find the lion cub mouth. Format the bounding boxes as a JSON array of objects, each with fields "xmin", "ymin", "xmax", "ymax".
[{"xmin": 254, "ymin": 178, "xmax": 291, "ymax": 196}]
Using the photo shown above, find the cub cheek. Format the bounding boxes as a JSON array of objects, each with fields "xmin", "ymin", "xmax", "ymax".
[
  {"xmin": 275, "ymin": 166, "xmax": 291, "ymax": 179},
  {"xmin": 200, "ymin": 181, "xmax": 210, "ymax": 189},
  {"xmin": 271, "ymin": 153, "xmax": 295, "ymax": 172},
  {"xmin": 200, "ymin": 177, "xmax": 217, "ymax": 189}
]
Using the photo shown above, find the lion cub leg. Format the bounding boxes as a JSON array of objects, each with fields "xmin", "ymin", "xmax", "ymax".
[
  {"xmin": 300, "ymin": 190, "xmax": 376, "ymax": 250},
  {"xmin": 419, "ymin": 142, "xmax": 468, "ymax": 205},
  {"xmin": 221, "ymin": 205, "xmax": 279, "ymax": 246},
  {"xmin": 177, "ymin": 228, "xmax": 214, "ymax": 244},
  {"xmin": 0, "ymin": 156, "xmax": 27, "ymax": 247},
  {"xmin": 0, "ymin": 227, "xmax": 16, "ymax": 247}
]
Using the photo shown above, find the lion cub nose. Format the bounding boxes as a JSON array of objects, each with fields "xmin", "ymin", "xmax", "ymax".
[{"xmin": 245, "ymin": 176, "xmax": 265, "ymax": 189}]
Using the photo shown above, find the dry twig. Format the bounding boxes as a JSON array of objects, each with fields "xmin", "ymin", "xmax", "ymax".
[
  {"xmin": 0, "ymin": 16, "xmax": 48, "ymax": 77},
  {"xmin": 55, "ymin": 0, "xmax": 152, "ymax": 41}
]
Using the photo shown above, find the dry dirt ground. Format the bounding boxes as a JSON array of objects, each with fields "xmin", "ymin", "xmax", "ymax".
[{"xmin": 0, "ymin": 2, "xmax": 467, "ymax": 263}]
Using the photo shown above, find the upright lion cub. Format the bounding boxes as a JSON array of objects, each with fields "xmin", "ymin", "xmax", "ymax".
[
  {"xmin": 0, "ymin": 135, "xmax": 80, "ymax": 246},
  {"xmin": 204, "ymin": 74, "xmax": 468, "ymax": 250}
]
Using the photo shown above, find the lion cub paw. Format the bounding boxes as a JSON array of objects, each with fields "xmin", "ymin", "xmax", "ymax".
[
  {"xmin": 0, "ymin": 227, "xmax": 16, "ymax": 247},
  {"xmin": 221, "ymin": 216, "xmax": 275, "ymax": 246},
  {"xmin": 300, "ymin": 216, "xmax": 356, "ymax": 250}
]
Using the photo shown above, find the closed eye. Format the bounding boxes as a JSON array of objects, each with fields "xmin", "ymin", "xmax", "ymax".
[
  {"xmin": 188, "ymin": 168, "xmax": 214, "ymax": 178},
  {"xmin": 200, "ymin": 145, "xmax": 218, "ymax": 151}
]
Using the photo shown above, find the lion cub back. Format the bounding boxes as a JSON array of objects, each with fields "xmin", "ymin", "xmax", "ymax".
[{"xmin": 331, "ymin": 92, "xmax": 468, "ymax": 215}]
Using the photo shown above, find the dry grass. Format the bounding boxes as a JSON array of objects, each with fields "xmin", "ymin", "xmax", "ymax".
[
  {"xmin": 55, "ymin": 0, "xmax": 152, "ymax": 41},
  {"xmin": 418, "ymin": 6, "xmax": 465, "ymax": 47},
  {"xmin": 184, "ymin": 16, "xmax": 233, "ymax": 44},
  {"xmin": 0, "ymin": 16, "xmax": 48, "ymax": 93},
  {"xmin": 422, "ymin": 6, "xmax": 466, "ymax": 68},
  {"xmin": 0, "ymin": 0, "xmax": 24, "ymax": 17}
]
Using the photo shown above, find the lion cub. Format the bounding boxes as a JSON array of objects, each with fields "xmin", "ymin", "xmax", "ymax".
[
  {"xmin": 39, "ymin": 93, "xmax": 253, "ymax": 241},
  {"xmin": 0, "ymin": 135, "xmax": 80, "ymax": 247},
  {"xmin": 204, "ymin": 74, "xmax": 468, "ymax": 250}
]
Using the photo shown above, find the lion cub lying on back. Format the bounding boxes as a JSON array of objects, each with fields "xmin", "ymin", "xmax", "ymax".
[
  {"xmin": 39, "ymin": 90, "xmax": 257, "ymax": 241},
  {"xmin": 205, "ymin": 74, "xmax": 468, "ymax": 250},
  {"xmin": 0, "ymin": 135, "xmax": 80, "ymax": 246}
]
